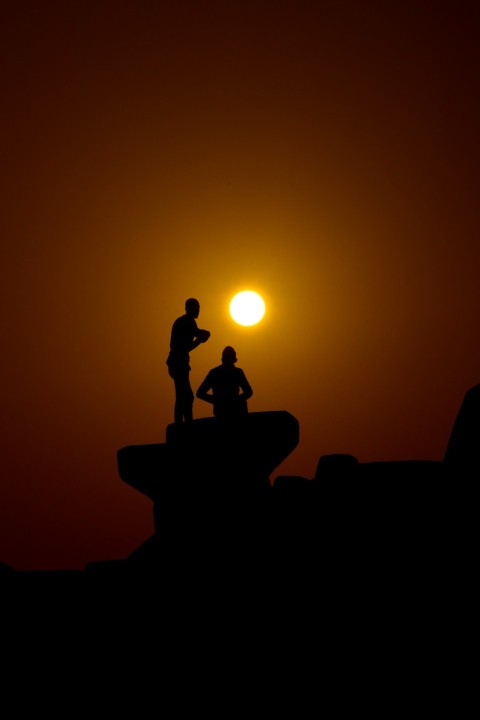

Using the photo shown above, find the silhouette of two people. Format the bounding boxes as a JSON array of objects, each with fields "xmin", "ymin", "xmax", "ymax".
[
  {"xmin": 167, "ymin": 298, "xmax": 210, "ymax": 423},
  {"xmin": 197, "ymin": 345, "xmax": 253, "ymax": 420}
]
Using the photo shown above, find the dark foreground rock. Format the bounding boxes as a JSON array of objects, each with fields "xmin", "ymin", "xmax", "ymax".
[
  {"xmin": 444, "ymin": 383, "xmax": 480, "ymax": 467},
  {"xmin": 114, "ymin": 403, "xmax": 475, "ymax": 577},
  {"xmin": 116, "ymin": 411, "xmax": 299, "ymax": 570},
  {"xmin": 4, "ymin": 388, "xmax": 479, "ymax": 576},
  {"xmin": 117, "ymin": 410, "xmax": 300, "ymax": 500}
]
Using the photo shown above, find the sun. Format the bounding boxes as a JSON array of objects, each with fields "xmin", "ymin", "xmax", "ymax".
[{"xmin": 229, "ymin": 291, "xmax": 266, "ymax": 326}]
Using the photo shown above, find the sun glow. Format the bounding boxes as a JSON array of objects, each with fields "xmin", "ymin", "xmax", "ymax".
[{"xmin": 229, "ymin": 291, "xmax": 266, "ymax": 326}]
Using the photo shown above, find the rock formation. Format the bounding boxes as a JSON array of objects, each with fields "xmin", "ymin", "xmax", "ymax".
[
  {"xmin": 116, "ymin": 411, "xmax": 299, "ymax": 568},
  {"xmin": 3, "ymin": 385, "xmax": 478, "ymax": 574}
]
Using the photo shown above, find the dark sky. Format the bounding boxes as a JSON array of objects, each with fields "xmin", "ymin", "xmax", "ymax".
[{"xmin": 1, "ymin": 0, "xmax": 479, "ymax": 570}]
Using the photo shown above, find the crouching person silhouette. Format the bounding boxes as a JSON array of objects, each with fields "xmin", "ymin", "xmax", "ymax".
[{"xmin": 196, "ymin": 346, "xmax": 253, "ymax": 419}]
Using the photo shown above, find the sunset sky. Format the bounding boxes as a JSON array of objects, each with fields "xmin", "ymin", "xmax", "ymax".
[{"xmin": 1, "ymin": 1, "xmax": 479, "ymax": 570}]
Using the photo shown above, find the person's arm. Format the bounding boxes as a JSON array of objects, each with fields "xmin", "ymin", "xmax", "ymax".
[
  {"xmin": 189, "ymin": 324, "xmax": 210, "ymax": 351},
  {"xmin": 196, "ymin": 373, "xmax": 214, "ymax": 404},
  {"xmin": 238, "ymin": 371, "xmax": 253, "ymax": 400},
  {"xmin": 188, "ymin": 337, "xmax": 202, "ymax": 351},
  {"xmin": 171, "ymin": 317, "xmax": 200, "ymax": 353}
]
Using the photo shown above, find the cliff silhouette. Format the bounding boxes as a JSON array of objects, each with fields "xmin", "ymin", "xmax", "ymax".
[{"xmin": 1, "ymin": 385, "xmax": 478, "ymax": 576}]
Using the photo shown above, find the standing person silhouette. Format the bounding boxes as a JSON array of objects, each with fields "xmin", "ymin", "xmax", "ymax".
[
  {"xmin": 196, "ymin": 346, "xmax": 253, "ymax": 419},
  {"xmin": 167, "ymin": 298, "xmax": 210, "ymax": 423}
]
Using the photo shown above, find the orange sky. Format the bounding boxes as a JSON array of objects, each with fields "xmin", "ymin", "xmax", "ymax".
[{"xmin": 1, "ymin": 1, "xmax": 479, "ymax": 570}]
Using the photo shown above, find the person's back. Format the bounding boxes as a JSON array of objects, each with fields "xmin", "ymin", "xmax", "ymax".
[
  {"xmin": 202, "ymin": 364, "xmax": 250, "ymax": 418},
  {"xmin": 168, "ymin": 313, "xmax": 198, "ymax": 371},
  {"xmin": 196, "ymin": 346, "xmax": 253, "ymax": 419}
]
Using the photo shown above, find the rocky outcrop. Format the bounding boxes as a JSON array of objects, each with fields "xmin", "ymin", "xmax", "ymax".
[
  {"xmin": 117, "ymin": 411, "xmax": 300, "ymax": 566},
  {"xmin": 117, "ymin": 410, "xmax": 299, "ymax": 501},
  {"xmin": 115, "ymin": 390, "xmax": 478, "ymax": 571},
  {"xmin": 4, "ymin": 385, "xmax": 478, "ymax": 574},
  {"xmin": 444, "ymin": 383, "xmax": 480, "ymax": 469}
]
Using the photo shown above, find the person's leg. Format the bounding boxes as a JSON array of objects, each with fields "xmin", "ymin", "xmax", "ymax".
[
  {"xmin": 174, "ymin": 370, "xmax": 194, "ymax": 423},
  {"xmin": 179, "ymin": 372, "xmax": 194, "ymax": 422},
  {"xmin": 169, "ymin": 366, "xmax": 185, "ymax": 424},
  {"xmin": 173, "ymin": 376, "xmax": 183, "ymax": 424}
]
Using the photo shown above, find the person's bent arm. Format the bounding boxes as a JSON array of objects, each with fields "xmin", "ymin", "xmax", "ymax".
[
  {"xmin": 239, "ymin": 372, "xmax": 253, "ymax": 401},
  {"xmin": 189, "ymin": 328, "xmax": 210, "ymax": 351},
  {"xmin": 188, "ymin": 338, "xmax": 202, "ymax": 351},
  {"xmin": 196, "ymin": 375, "xmax": 214, "ymax": 404}
]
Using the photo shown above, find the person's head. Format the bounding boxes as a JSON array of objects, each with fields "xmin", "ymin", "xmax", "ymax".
[
  {"xmin": 185, "ymin": 298, "xmax": 200, "ymax": 318},
  {"xmin": 221, "ymin": 346, "xmax": 237, "ymax": 365}
]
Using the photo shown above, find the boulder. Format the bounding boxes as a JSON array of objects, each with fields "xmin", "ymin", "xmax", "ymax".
[
  {"xmin": 117, "ymin": 410, "xmax": 299, "ymax": 501},
  {"xmin": 165, "ymin": 410, "xmax": 299, "ymax": 480}
]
